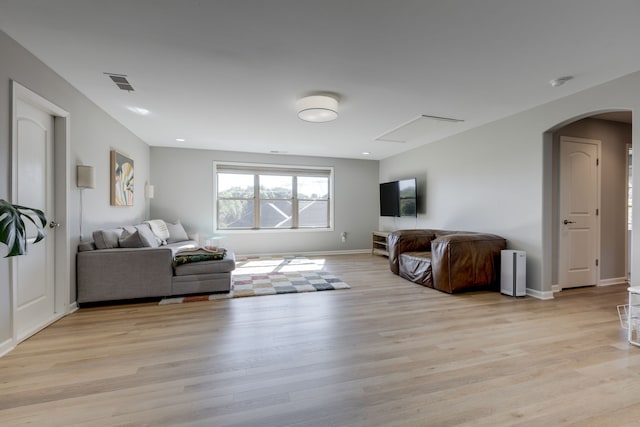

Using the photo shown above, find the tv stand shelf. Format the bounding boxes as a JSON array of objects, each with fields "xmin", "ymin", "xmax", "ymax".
[{"xmin": 372, "ymin": 231, "xmax": 390, "ymax": 257}]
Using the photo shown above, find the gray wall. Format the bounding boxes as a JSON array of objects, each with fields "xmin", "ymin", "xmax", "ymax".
[
  {"xmin": 0, "ymin": 30, "xmax": 150, "ymax": 348},
  {"xmin": 150, "ymin": 147, "xmax": 379, "ymax": 255},
  {"xmin": 380, "ymin": 71, "xmax": 640, "ymax": 297},
  {"xmin": 552, "ymin": 118, "xmax": 631, "ymax": 284}
]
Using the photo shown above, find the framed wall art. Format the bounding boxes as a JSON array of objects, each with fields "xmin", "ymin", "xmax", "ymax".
[{"xmin": 110, "ymin": 150, "xmax": 134, "ymax": 206}]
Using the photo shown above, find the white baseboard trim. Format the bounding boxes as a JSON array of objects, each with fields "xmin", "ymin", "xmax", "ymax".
[
  {"xmin": 0, "ymin": 338, "xmax": 15, "ymax": 358},
  {"xmin": 526, "ymin": 288, "xmax": 555, "ymax": 300},
  {"xmin": 236, "ymin": 249, "xmax": 372, "ymax": 258},
  {"xmin": 599, "ymin": 277, "xmax": 628, "ymax": 287},
  {"xmin": 67, "ymin": 302, "xmax": 79, "ymax": 313},
  {"xmin": 552, "ymin": 284, "xmax": 562, "ymax": 293},
  {"xmin": 1, "ymin": 304, "xmax": 77, "ymax": 359}
]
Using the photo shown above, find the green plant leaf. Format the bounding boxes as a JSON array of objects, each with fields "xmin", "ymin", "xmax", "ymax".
[{"xmin": 0, "ymin": 199, "xmax": 47, "ymax": 257}]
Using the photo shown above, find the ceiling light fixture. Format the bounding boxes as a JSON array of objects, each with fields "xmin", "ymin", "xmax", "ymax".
[
  {"xmin": 296, "ymin": 95, "xmax": 338, "ymax": 123},
  {"xmin": 176, "ymin": 138, "xmax": 185, "ymax": 142},
  {"xmin": 550, "ymin": 76, "xmax": 573, "ymax": 87},
  {"xmin": 127, "ymin": 106, "xmax": 150, "ymax": 115}
]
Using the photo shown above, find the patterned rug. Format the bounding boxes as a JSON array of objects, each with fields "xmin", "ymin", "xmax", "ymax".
[{"xmin": 159, "ymin": 256, "xmax": 350, "ymax": 304}]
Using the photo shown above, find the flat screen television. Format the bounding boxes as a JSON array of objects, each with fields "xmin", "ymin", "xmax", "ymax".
[
  {"xmin": 380, "ymin": 178, "xmax": 417, "ymax": 217},
  {"xmin": 379, "ymin": 181, "xmax": 400, "ymax": 216}
]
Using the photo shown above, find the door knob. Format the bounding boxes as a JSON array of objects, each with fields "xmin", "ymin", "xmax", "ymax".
[
  {"xmin": 563, "ymin": 219, "xmax": 575, "ymax": 225},
  {"xmin": 49, "ymin": 221, "xmax": 60, "ymax": 228}
]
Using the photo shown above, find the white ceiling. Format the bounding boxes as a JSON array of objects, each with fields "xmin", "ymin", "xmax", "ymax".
[{"xmin": 1, "ymin": 0, "xmax": 639, "ymax": 160}]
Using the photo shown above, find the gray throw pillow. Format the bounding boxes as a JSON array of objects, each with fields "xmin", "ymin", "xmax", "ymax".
[
  {"xmin": 93, "ymin": 228, "xmax": 123, "ymax": 249},
  {"xmin": 119, "ymin": 230, "xmax": 145, "ymax": 248},
  {"xmin": 166, "ymin": 221, "xmax": 189, "ymax": 243},
  {"xmin": 134, "ymin": 224, "xmax": 160, "ymax": 248}
]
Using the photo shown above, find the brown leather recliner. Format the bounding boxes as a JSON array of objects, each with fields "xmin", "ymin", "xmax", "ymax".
[{"xmin": 387, "ymin": 229, "xmax": 507, "ymax": 293}]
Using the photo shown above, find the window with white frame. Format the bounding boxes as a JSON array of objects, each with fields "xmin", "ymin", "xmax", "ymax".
[{"xmin": 215, "ymin": 163, "xmax": 333, "ymax": 230}]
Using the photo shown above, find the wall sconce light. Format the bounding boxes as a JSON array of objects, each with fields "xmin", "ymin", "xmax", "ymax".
[
  {"xmin": 77, "ymin": 165, "xmax": 96, "ymax": 189},
  {"xmin": 145, "ymin": 184, "xmax": 155, "ymax": 199},
  {"xmin": 76, "ymin": 165, "xmax": 95, "ymax": 241}
]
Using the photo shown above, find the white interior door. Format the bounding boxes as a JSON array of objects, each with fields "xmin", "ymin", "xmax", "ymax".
[
  {"xmin": 14, "ymin": 98, "xmax": 56, "ymax": 341},
  {"xmin": 559, "ymin": 136, "xmax": 600, "ymax": 289}
]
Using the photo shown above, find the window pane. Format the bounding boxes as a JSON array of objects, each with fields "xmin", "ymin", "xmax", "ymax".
[
  {"xmin": 299, "ymin": 200, "xmax": 328, "ymax": 227},
  {"xmin": 218, "ymin": 200, "xmax": 254, "ymax": 228},
  {"xmin": 298, "ymin": 176, "xmax": 328, "ymax": 199},
  {"xmin": 218, "ymin": 173, "xmax": 254, "ymax": 198},
  {"xmin": 260, "ymin": 200, "xmax": 292, "ymax": 228},
  {"xmin": 260, "ymin": 175, "xmax": 292, "ymax": 199}
]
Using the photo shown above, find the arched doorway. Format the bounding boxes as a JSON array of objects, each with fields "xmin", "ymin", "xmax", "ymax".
[{"xmin": 545, "ymin": 110, "xmax": 632, "ymax": 293}]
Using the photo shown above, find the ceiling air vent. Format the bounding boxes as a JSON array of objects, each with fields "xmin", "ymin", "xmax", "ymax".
[{"xmin": 105, "ymin": 73, "xmax": 134, "ymax": 92}]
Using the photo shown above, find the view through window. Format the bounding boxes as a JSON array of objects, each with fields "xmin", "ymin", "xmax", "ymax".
[{"xmin": 216, "ymin": 164, "xmax": 332, "ymax": 230}]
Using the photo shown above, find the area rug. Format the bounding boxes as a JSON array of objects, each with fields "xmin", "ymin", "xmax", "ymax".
[{"xmin": 159, "ymin": 256, "xmax": 350, "ymax": 304}]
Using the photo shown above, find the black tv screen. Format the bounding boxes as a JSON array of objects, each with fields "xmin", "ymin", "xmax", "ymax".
[
  {"xmin": 398, "ymin": 178, "xmax": 417, "ymax": 217},
  {"xmin": 380, "ymin": 178, "xmax": 417, "ymax": 217},
  {"xmin": 379, "ymin": 181, "xmax": 399, "ymax": 216}
]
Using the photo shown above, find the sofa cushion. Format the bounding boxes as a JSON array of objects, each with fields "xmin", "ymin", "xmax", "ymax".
[
  {"xmin": 93, "ymin": 228, "xmax": 123, "ymax": 249},
  {"xmin": 174, "ymin": 252, "xmax": 236, "ymax": 276},
  {"xmin": 119, "ymin": 229, "xmax": 146, "ymax": 248},
  {"xmin": 399, "ymin": 251, "xmax": 433, "ymax": 288},
  {"xmin": 166, "ymin": 221, "xmax": 189, "ymax": 243}
]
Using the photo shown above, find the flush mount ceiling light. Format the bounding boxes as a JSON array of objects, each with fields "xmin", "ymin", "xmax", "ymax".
[{"xmin": 296, "ymin": 95, "xmax": 338, "ymax": 123}]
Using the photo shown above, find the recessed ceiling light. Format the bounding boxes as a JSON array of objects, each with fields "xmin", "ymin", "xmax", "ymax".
[
  {"xmin": 550, "ymin": 76, "xmax": 573, "ymax": 87},
  {"xmin": 176, "ymin": 138, "xmax": 185, "ymax": 142},
  {"xmin": 362, "ymin": 152, "xmax": 371, "ymax": 155},
  {"xmin": 127, "ymin": 106, "xmax": 150, "ymax": 115}
]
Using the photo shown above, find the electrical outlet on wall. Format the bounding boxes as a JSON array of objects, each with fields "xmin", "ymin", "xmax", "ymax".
[{"xmin": 340, "ymin": 231, "xmax": 347, "ymax": 243}]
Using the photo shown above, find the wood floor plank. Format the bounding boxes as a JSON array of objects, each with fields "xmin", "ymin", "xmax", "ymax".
[{"xmin": 0, "ymin": 253, "xmax": 635, "ymax": 426}]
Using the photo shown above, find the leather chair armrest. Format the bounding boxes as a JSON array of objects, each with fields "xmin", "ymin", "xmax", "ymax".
[{"xmin": 387, "ymin": 229, "xmax": 437, "ymax": 274}]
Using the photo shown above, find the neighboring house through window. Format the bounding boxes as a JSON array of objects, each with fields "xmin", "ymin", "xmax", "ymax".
[{"xmin": 215, "ymin": 163, "xmax": 333, "ymax": 231}]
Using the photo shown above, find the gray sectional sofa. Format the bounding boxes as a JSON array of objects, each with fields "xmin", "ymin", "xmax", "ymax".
[{"xmin": 76, "ymin": 221, "xmax": 235, "ymax": 304}]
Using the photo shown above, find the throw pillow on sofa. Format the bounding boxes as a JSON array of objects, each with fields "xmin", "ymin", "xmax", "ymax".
[
  {"xmin": 135, "ymin": 224, "xmax": 161, "ymax": 247},
  {"xmin": 93, "ymin": 228, "xmax": 123, "ymax": 249},
  {"xmin": 166, "ymin": 220, "xmax": 189, "ymax": 243},
  {"xmin": 145, "ymin": 219, "xmax": 170, "ymax": 244},
  {"xmin": 121, "ymin": 224, "xmax": 161, "ymax": 248},
  {"xmin": 119, "ymin": 229, "xmax": 146, "ymax": 248}
]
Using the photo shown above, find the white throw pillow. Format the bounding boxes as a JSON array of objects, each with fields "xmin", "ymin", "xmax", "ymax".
[{"xmin": 145, "ymin": 219, "xmax": 169, "ymax": 244}]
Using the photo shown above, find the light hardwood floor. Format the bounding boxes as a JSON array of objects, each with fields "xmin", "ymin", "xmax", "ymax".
[{"xmin": 0, "ymin": 254, "xmax": 636, "ymax": 426}]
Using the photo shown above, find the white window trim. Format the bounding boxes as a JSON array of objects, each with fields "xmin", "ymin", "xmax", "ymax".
[{"xmin": 213, "ymin": 161, "xmax": 335, "ymax": 232}]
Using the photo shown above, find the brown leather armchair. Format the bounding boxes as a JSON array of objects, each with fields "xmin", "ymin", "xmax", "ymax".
[{"xmin": 387, "ymin": 229, "xmax": 506, "ymax": 293}]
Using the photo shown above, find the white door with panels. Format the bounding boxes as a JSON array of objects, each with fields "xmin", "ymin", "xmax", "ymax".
[
  {"xmin": 558, "ymin": 136, "xmax": 600, "ymax": 289},
  {"xmin": 14, "ymin": 97, "xmax": 56, "ymax": 341}
]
